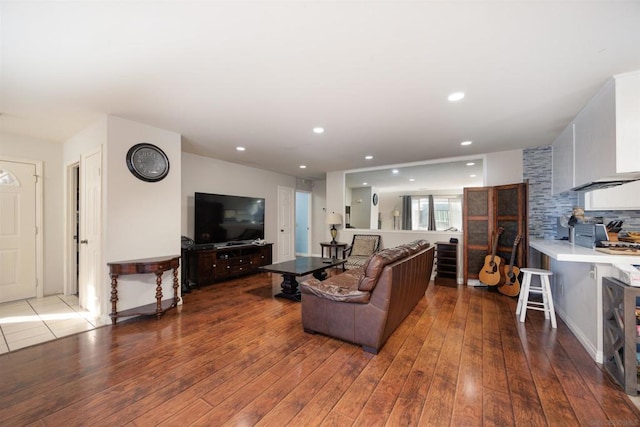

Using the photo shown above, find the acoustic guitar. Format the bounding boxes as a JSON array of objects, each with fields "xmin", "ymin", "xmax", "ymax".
[
  {"xmin": 498, "ymin": 235, "xmax": 521, "ymax": 297},
  {"xmin": 479, "ymin": 227, "xmax": 504, "ymax": 286}
]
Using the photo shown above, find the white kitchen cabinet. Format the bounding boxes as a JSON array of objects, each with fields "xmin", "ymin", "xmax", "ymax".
[
  {"xmin": 573, "ymin": 78, "xmax": 618, "ymax": 186},
  {"xmin": 554, "ymin": 70, "xmax": 640, "ymax": 192},
  {"xmin": 585, "ymin": 179, "xmax": 640, "ymax": 210},
  {"xmin": 552, "ymin": 123, "xmax": 575, "ymax": 195}
]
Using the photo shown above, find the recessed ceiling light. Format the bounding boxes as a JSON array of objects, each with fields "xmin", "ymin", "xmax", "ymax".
[
  {"xmin": 448, "ymin": 92, "xmax": 465, "ymax": 102},
  {"xmin": 409, "ymin": 178, "xmax": 415, "ymax": 182},
  {"xmin": 392, "ymin": 169, "xmax": 399, "ymax": 174},
  {"xmin": 362, "ymin": 182, "xmax": 368, "ymax": 186},
  {"xmin": 236, "ymin": 146, "xmax": 246, "ymax": 151},
  {"xmin": 460, "ymin": 141, "xmax": 472, "ymax": 146},
  {"xmin": 313, "ymin": 127, "xmax": 324, "ymax": 134},
  {"xmin": 470, "ymin": 174, "xmax": 477, "ymax": 178},
  {"xmin": 365, "ymin": 155, "xmax": 373, "ymax": 160},
  {"xmin": 299, "ymin": 165, "xmax": 306, "ymax": 169},
  {"xmin": 466, "ymin": 162, "xmax": 475, "ymax": 166}
]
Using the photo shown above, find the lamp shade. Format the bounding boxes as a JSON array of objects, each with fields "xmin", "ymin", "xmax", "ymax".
[
  {"xmin": 326, "ymin": 212, "xmax": 343, "ymax": 225},
  {"xmin": 393, "ymin": 210, "xmax": 400, "ymax": 217}
]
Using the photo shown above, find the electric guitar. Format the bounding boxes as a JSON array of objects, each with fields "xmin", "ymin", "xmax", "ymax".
[
  {"xmin": 478, "ymin": 227, "xmax": 504, "ymax": 286},
  {"xmin": 498, "ymin": 235, "xmax": 521, "ymax": 297}
]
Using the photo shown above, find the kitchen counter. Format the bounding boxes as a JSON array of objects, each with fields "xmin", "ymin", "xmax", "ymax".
[
  {"xmin": 529, "ymin": 239, "xmax": 639, "ymax": 365},
  {"xmin": 530, "ymin": 239, "xmax": 640, "ymax": 263}
]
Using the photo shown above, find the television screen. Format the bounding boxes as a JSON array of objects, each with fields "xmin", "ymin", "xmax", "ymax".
[{"xmin": 194, "ymin": 192, "xmax": 265, "ymax": 245}]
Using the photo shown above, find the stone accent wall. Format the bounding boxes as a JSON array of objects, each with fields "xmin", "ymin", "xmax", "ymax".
[
  {"xmin": 524, "ymin": 146, "xmax": 640, "ymax": 239},
  {"xmin": 524, "ymin": 146, "xmax": 577, "ymax": 239}
]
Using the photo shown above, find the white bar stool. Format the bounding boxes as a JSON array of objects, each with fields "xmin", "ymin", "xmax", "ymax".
[{"xmin": 516, "ymin": 268, "xmax": 557, "ymax": 328}]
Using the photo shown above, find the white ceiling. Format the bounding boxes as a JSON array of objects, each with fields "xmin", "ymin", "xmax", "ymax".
[{"xmin": 2, "ymin": 1, "xmax": 639, "ymax": 183}]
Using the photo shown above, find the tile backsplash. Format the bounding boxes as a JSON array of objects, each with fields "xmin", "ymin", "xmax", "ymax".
[{"xmin": 523, "ymin": 146, "xmax": 640, "ymax": 239}]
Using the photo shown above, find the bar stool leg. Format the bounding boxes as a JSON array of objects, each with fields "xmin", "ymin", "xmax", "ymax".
[
  {"xmin": 543, "ymin": 275, "xmax": 557, "ymax": 328},
  {"xmin": 518, "ymin": 273, "xmax": 531, "ymax": 322},
  {"xmin": 516, "ymin": 273, "xmax": 531, "ymax": 316},
  {"xmin": 540, "ymin": 278, "xmax": 550, "ymax": 319}
]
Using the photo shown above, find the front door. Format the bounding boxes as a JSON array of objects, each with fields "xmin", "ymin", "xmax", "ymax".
[
  {"xmin": 0, "ymin": 160, "xmax": 38, "ymax": 302},
  {"xmin": 79, "ymin": 148, "xmax": 102, "ymax": 314},
  {"xmin": 277, "ymin": 186, "xmax": 295, "ymax": 262}
]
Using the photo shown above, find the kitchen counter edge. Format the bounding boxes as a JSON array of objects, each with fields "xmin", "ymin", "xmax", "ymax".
[{"xmin": 530, "ymin": 239, "xmax": 640, "ymax": 264}]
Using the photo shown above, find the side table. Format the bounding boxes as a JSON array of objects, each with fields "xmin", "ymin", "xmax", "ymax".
[
  {"xmin": 107, "ymin": 255, "xmax": 181, "ymax": 325},
  {"xmin": 320, "ymin": 242, "xmax": 348, "ymax": 259}
]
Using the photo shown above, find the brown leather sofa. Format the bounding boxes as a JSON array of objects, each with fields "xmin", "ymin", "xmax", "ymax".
[{"xmin": 300, "ymin": 240, "xmax": 434, "ymax": 354}]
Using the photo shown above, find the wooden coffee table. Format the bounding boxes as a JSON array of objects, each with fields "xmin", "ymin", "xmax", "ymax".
[{"xmin": 260, "ymin": 256, "xmax": 347, "ymax": 302}]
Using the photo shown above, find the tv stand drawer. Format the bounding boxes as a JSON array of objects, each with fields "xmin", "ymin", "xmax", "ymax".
[{"xmin": 186, "ymin": 243, "xmax": 273, "ymax": 286}]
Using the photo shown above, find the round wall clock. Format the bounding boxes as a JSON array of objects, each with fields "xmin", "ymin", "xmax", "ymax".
[
  {"xmin": 372, "ymin": 193, "xmax": 379, "ymax": 206},
  {"xmin": 126, "ymin": 143, "xmax": 170, "ymax": 182}
]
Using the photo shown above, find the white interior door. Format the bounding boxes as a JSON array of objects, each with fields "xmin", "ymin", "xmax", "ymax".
[
  {"xmin": 0, "ymin": 160, "xmax": 37, "ymax": 302},
  {"xmin": 277, "ymin": 186, "xmax": 295, "ymax": 262},
  {"xmin": 79, "ymin": 149, "xmax": 102, "ymax": 314}
]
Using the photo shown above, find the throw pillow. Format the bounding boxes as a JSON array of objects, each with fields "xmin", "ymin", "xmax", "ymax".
[{"xmin": 351, "ymin": 238, "xmax": 376, "ymax": 257}]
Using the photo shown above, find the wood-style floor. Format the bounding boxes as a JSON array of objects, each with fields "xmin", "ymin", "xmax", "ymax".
[{"xmin": 1, "ymin": 270, "xmax": 639, "ymax": 426}]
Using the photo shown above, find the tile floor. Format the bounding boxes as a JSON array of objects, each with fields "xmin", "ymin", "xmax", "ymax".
[{"xmin": 0, "ymin": 294, "xmax": 107, "ymax": 354}]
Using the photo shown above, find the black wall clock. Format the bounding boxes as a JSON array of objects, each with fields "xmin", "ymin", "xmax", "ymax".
[
  {"xmin": 372, "ymin": 193, "xmax": 379, "ymax": 206},
  {"xmin": 126, "ymin": 143, "xmax": 170, "ymax": 182}
]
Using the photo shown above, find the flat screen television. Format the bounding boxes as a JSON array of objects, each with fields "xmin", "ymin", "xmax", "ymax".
[{"xmin": 194, "ymin": 192, "xmax": 265, "ymax": 245}]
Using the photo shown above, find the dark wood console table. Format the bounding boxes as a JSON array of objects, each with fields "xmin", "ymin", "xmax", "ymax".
[{"xmin": 107, "ymin": 255, "xmax": 181, "ymax": 324}]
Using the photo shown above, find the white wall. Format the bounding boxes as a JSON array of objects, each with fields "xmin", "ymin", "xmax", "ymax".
[
  {"xmin": 350, "ymin": 187, "xmax": 372, "ymax": 229},
  {"xmin": 62, "ymin": 117, "xmax": 107, "ymax": 166},
  {"xmin": 0, "ymin": 132, "xmax": 64, "ymax": 295},
  {"xmin": 103, "ymin": 117, "xmax": 182, "ymax": 315},
  {"xmin": 181, "ymin": 152, "xmax": 297, "ymax": 262},
  {"xmin": 311, "ymin": 179, "xmax": 327, "ymax": 256},
  {"xmin": 485, "ymin": 149, "xmax": 524, "ymax": 186},
  {"xmin": 62, "ymin": 116, "xmax": 182, "ymax": 321}
]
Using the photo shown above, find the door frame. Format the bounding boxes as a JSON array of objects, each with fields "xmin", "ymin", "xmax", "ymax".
[
  {"xmin": 0, "ymin": 156, "xmax": 44, "ymax": 299},
  {"xmin": 64, "ymin": 162, "xmax": 79, "ymax": 296}
]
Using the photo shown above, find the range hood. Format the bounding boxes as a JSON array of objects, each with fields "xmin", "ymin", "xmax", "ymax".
[{"xmin": 571, "ymin": 178, "xmax": 640, "ymax": 192}]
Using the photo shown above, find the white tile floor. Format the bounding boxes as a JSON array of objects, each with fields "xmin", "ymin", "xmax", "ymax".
[{"xmin": 0, "ymin": 294, "xmax": 108, "ymax": 354}]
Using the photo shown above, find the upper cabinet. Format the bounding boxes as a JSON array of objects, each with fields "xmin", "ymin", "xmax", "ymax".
[
  {"xmin": 552, "ymin": 70, "xmax": 640, "ymax": 195},
  {"xmin": 552, "ymin": 123, "xmax": 575, "ymax": 196}
]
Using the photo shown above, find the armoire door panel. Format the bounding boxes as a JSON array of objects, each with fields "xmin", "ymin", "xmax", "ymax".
[{"xmin": 464, "ymin": 182, "xmax": 528, "ymax": 285}]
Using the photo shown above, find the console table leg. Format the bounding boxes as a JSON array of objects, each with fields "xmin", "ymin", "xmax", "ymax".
[
  {"xmin": 155, "ymin": 272, "xmax": 164, "ymax": 320},
  {"xmin": 110, "ymin": 274, "xmax": 119, "ymax": 325},
  {"xmin": 172, "ymin": 266, "xmax": 180, "ymax": 306}
]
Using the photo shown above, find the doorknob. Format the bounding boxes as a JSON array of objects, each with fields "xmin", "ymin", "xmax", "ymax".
[
  {"xmin": 80, "ymin": 239, "xmax": 88, "ymax": 244},
  {"xmin": 281, "ymin": 229, "xmax": 284, "ymax": 232}
]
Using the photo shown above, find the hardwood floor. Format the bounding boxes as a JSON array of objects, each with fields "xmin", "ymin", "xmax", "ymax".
[{"xmin": 1, "ymin": 270, "xmax": 639, "ymax": 426}]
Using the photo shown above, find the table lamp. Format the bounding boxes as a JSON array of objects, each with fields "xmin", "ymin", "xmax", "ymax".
[{"xmin": 326, "ymin": 212, "xmax": 343, "ymax": 244}]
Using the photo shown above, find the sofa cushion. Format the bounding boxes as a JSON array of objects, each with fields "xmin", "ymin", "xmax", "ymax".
[
  {"xmin": 351, "ymin": 238, "xmax": 377, "ymax": 257},
  {"xmin": 301, "ymin": 270, "xmax": 370, "ymax": 303},
  {"xmin": 357, "ymin": 240, "xmax": 429, "ymax": 292},
  {"xmin": 358, "ymin": 246, "xmax": 409, "ymax": 291}
]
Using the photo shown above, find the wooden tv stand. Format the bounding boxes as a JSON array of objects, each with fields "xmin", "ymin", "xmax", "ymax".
[{"xmin": 185, "ymin": 243, "xmax": 273, "ymax": 287}]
